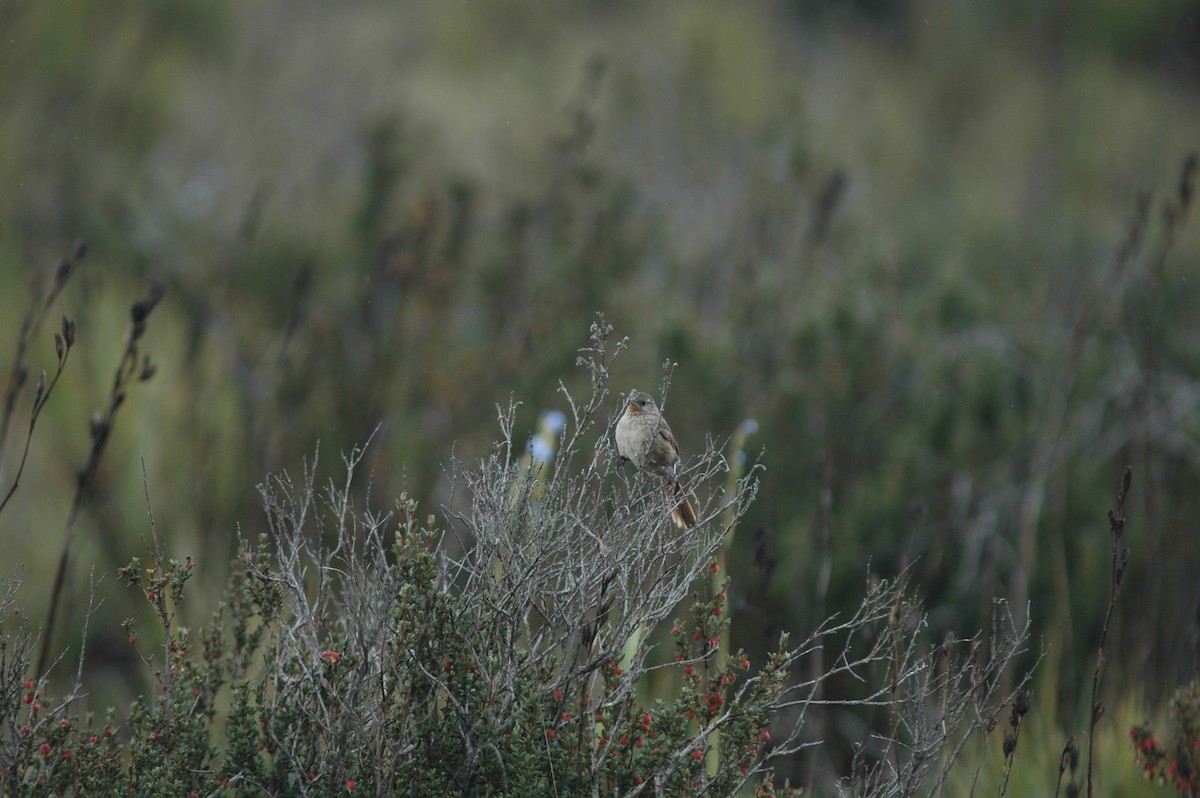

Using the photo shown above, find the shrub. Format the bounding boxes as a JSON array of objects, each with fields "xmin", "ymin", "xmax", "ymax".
[
  {"xmin": 0, "ymin": 320, "xmax": 1034, "ymax": 796},
  {"xmin": 1130, "ymin": 681, "xmax": 1200, "ymax": 797}
]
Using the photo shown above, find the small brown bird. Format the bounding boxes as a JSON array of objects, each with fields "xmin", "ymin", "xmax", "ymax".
[{"xmin": 614, "ymin": 390, "xmax": 698, "ymax": 529}]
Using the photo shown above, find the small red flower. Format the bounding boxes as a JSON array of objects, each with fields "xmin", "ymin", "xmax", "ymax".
[
  {"xmin": 320, "ymin": 650, "xmax": 341, "ymax": 663},
  {"xmin": 545, "ymin": 729, "xmax": 556, "ymax": 739},
  {"xmin": 672, "ymin": 625, "xmax": 682, "ymax": 635},
  {"xmin": 346, "ymin": 778, "xmax": 357, "ymax": 791},
  {"xmin": 709, "ymin": 562, "xmax": 719, "ymax": 573},
  {"xmin": 40, "ymin": 744, "xmax": 51, "ymax": 757},
  {"xmin": 553, "ymin": 689, "xmax": 563, "ymax": 701},
  {"xmin": 60, "ymin": 719, "xmax": 70, "ymax": 728},
  {"xmin": 614, "ymin": 665, "xmax": 624, "ymax": 677},
  {"xmin": 693, "ymin": 749, "xmax": 704, "ymax": 760},
  {"xmin": 89, "ymin": 735, "xmax": 98, "ymax": 744}
]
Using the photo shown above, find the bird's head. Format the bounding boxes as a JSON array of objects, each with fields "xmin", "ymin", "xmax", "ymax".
[{"xmin": 626, "ymin": 390, "xmax": 655, "ymax": 415}]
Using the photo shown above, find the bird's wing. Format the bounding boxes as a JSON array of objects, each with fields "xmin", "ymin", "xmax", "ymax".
[{"xmin": 657, "ymin": 419, "xmax": 681, "ymax": 455}]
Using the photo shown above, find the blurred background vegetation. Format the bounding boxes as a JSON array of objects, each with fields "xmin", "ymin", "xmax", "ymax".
[{"xmin": 2, "ymin": 0, "xmax": 1199, "ymax": 793}]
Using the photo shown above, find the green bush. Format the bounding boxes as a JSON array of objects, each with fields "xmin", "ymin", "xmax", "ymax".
[{"xmin": 0, "ymin": 323, "xmax": 1040, "ymax": 796}]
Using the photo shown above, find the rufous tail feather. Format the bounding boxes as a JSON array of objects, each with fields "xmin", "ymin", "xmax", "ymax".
[{"xmin": 665, "ymin": 483, "xmax": 698, "ymax": 529}]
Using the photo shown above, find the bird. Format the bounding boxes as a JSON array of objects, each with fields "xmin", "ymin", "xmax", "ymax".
[{"xmin": 614, "ymin": 390, "xmax": 698, "ymax": 529}]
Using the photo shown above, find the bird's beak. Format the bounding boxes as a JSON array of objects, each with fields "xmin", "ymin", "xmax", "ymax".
[{"xmin": 628, "ymin": 403, "xmax": 639, "ymax": 414}]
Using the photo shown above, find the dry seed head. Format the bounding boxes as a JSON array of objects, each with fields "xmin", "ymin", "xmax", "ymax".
[{"xmin": 1014, "ymin": 688, "xmax": 1031, "ymax": 718}]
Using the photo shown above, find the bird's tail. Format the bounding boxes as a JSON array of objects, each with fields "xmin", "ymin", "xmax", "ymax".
[{"xmin": 665, "ymin": 482, "xmax": 698, "ymax": 529}]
